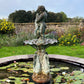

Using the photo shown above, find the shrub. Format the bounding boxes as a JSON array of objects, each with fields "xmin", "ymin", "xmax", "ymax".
[
  {"xmin": 45, "ymin": 30, "xmax": 57, "ymax": 39},
  {"xmin": 80, "ymin": 27, "xmax": 84, "ymax": 41},
  {"xmin": 0, "ymin": 19, "xmax": 15, "ymax": 34},
  {"xmin": 0, "ymin": 32, "xmax": 36, "ymax": 47},
  {"xmin": 45, "ymin": 28, "xmax": 54, "ymax": 34},
  {"xmin": 58, "ymin": 33, "xmax": 80, "ymax": 46}
]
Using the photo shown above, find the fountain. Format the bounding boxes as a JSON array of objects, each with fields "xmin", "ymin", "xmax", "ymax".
[
  {"xmin": 0, "ymin": 6, "xmax": 84, "ymax": 84},
  {"xmin": 24, "ymin": 6, "xmax": 57, "ymax": 83}
]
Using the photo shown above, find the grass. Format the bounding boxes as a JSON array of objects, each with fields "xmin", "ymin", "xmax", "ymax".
[
  {"xmin": 47, "ymin": 45, "xmax": 84, "ymax": 58},
  {"xmin": 0, "ymin": 46, "xmax": 35, "ymax": 58},
  {"xmin": 0, "ymin": 45, "xmax": 84, "ymax": 58}
]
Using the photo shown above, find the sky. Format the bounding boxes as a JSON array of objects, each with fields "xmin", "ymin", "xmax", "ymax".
[{"xmin": 0, "ymin": 0, "xmax": 84, "ymax": 19}]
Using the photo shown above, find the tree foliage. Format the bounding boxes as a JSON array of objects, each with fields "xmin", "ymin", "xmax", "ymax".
[
  {"xmin": 72, "ymin": 16, "xmax": 84, "ymax": 22},
  {"xmin": 8, "ymin": 10, "xmax": 68, "ymax": 23}
]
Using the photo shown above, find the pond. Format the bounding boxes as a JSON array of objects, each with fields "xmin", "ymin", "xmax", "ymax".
[{"xmin": 0, "ymin": 59, "xmax": 84, "ymax": 84}]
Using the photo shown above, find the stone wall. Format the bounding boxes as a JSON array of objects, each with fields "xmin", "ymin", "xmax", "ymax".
[{"xmin": 14, "ymin": 22, "xmax": 79, "ymax": 34}]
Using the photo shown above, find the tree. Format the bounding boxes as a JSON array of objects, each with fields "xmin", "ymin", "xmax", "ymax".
[
  {"xmin": 8, "ymin": 9, "xmax": 68, "ymax": 23},
  {"xmin": 32, "ymin": 11, "xmax": 36, "ymax": 22},
  {"xmin": 55, "ymin": 13, "xmax": 63, "ymax": 22},
  {"xmin": 47, "ymin": 12, "xmax": 56, "ymax": 22},
  {"xmin": 60, "ymin": 11, "xmax": 67, "ymax": 22},
  {"xmin": 25, "ymin": 11, "xmax": 32, "ymax": 22},
  {"xmin": 8, "ymin": 10, "xmax": 32, "ymax": 23},
  {"xmin": 72, "ymin": 16, "xmax": 84, "ymax": 22}
]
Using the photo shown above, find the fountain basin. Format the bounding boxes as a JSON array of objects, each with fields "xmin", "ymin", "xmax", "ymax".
[
  {"xmin": 0, "ymin": 55, "xmax": 84, "ymax": 84},
  {"xmin": 24, "ymin": 39, "xmax": 58, "ymax": 49}
]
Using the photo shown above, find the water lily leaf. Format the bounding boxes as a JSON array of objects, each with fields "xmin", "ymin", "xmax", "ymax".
[
  {"xmin": 27, "ymin": 62, "xmax": 33, "ymax": 65},
  {"xmin": 21, "ymin": 74, "xmax": 30, "ymax": 77},
  {"xmin": 26, "ymin": 64, "xmax": 33, "ymax": 68},
  {"xmin": 15, "ymin": 77, "xmax": 25, "ymax": 80},
  {"xmin": 72, "ymin": 80, "xmax": 82, "ymax": 84},
  {"xmin": 20, "ymin": 68, "xmax": 29, "ymax": 72},
  {"xmin": 73, "ymin": 71, "xmax": 82, "ymax": 75},
  {"xmin": 0, "ymin": 79, "xmax": 6, "ymax": 82},
  {"xmin": 0, "ymin": 63, "xmax": 15, "ymax": 70},
  {"xmin": 8, "ymin": 76, "xmax": 15, "ymax": 79},
  {"xmin": 15, "ymin": 79, "xmax": 21, "ymax": 84},
  {"xmin": 27, "ymin": 69, "xmax": 33, "ymax": 73},
  {"xmin": 18, "ymin": 62, "xmax": 26, "ymax": 65},
  {"xmin": 50, "ymin": 72, "xmax": 54, "ymax": 74},
  {"xmin": 0, "ymin": 66, "xmax": 7, "ymax": 69},
  {"xmin": 54, "ymin": 75, "xmax": 63, "ymax": 83},
  {"xmin": 50, "ymin": 68, "xmax": 61, "ymax": 72},
  {"xmin": 60, "ymin": 67, "xmax": 69, "ymax": 70},
  {"xmin": 7, "ymin": 63, "xmax": 15, "ymax": 67},
  {"xmin": 14, "ymin": 77, "xmax": 26, "ymax": 84},
  {"xmin": 65, "ymin": 74, "xmax": 70, "ymax": 77},
  {"xmin": 75, "ymin": 74, "xmax": 84, "ymax": 80},
  {"xmin": 68, "ymin": 76, "xmax": 75, "ymax": 80}
]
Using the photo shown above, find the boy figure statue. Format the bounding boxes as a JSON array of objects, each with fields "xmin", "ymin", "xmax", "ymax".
[{"xmin": 35, "ymin": 6, "xmax": 47, "ymax": 39}]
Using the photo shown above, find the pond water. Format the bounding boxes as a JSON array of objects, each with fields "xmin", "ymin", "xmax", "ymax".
[{"xmin": 0, "ymin": 59, "xmax": 84, "ymax": 84}]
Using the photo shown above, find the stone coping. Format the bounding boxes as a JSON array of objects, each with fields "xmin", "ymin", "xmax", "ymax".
[{"xmin": 0, "ymin": 54, "xmax": 84, "ymax": 67}]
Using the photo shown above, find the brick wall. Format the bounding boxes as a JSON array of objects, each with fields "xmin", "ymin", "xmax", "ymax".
[{"xmin": 14, "ymin": 22, "xmax": 79, "ymax": 34}]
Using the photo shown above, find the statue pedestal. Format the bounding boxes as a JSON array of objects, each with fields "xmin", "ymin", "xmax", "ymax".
[{"xmin": 32, "ymin": 44, "xmax": 51, "ymax": 83}]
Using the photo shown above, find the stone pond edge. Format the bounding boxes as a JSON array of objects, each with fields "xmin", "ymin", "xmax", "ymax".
[{"xmin": 0, "ymin": 54, "xmax": 84, "ymax": 67}]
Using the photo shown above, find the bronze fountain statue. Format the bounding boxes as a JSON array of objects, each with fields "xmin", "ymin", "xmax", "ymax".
[
  {"xmin": 24, "ymin": 6, "xmax": 57, "ymax": 83},
  {"xmin": 34, "ymin": 6, "xmax": 47, "ymax": 39}
]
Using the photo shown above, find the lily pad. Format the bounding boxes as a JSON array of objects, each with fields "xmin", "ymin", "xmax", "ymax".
[
  {"xmin": 0, "ymin": 79, "xmax": 6, "ymax": 82},
  {"xmin": 21, "ymin": 74, "xmax": 30, "ymax": 77},
  {"xmin": 73, "ymin": 71, "xmax": 82, "ymax": 75},
  {"xmin": 54, "ymin": 75, "xmax": 63, "ymax": 83},
  {"xmin": 8, "ymin": 76, "xmax": 16, "ymax": 79},
  {"xmin": 60, "ymin": 67, "xmax": 69, "ymax": 70},
  {"xmin": 50, "ymin": 72, "xmax": 54, "ymax": 74},
  {"xmin": 27, "ymin": 69, "xmax": 33, "ymax": 73},
  {"xmin": 50, "ymin": 68, "xmax": 61, "ymax": 72},
  {"xmin": 75, "ymin": 74, "xmax": 84, "ymax": 80},
  {"xmin": 72, "ymin": 80, "xmax": 82, "ymax": 84},
  {"xmin": 0, "ymin": 66, "xmax": 8, "ymax": 69}
]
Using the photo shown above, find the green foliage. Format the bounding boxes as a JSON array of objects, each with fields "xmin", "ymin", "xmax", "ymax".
[
  {"xmin": 45, "ymin": 29, "xmax": 57, "ymax": 39},
  {"xmin": 0, "ymin": 19, "xmax": 3, "ymax": 23},
  {"xmin": 0, "ymin": 19, "xmax": 15, "ymax": 34},
  {"xmin": 55, "ymin": 13, "xmax": 63, "ymax": 22},
  {"xmin": 72, "ymin": 16, "xmax": 84, "ymax": 22},
  {"xmin": 60, "ymin": 12, "xmax": 67, "ymax": 22},
  {"xmin": 8, "ymin": 10, "xmax": 35, "ymax": 23},
  {"xmin": 8, "ymin": 10, "xmax": 34, "ymax": 23},
  {"xmin": 47, "ymin": 12, "xmax": 56, "ymax": 22},
  {"xmin": 47, "ymin": 12, "xmax": 68, "ymax": 22},
  {"xmin": 80, "ymin": 27, "xmax": 84, "ymax": 41},
  {"xmin": 54, "ymin": 70, "xmax": 84, "ymax": 84},
  {"xmin": 8, "ymin": 10, "xmax": 68, "ymax": 23},
  {"xmin": 0, "ymin": 32, "xmax": 36, "ymax": 47},
  {"xmin": 58, "ymin": 34, "xmax": 80, "ymax": 46}
]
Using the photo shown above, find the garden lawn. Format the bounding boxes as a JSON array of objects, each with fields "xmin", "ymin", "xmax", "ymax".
[{"xmin": 0, "ymin": 45, "xmax": 84, "ymax": 58}]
